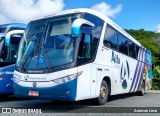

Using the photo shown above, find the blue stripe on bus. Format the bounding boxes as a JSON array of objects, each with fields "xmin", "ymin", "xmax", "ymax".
[
  {"xmin": 136, "ymin": 64, "xmax": 145, "ymax": 91},
  {"xmin": 133, "ymin": 62, "xmax": 144, "ymax": 92},
  {"xmin": 132, "ymin": 49, "xmax": 146, "ymax": 92},
  {"xmin": 129, "ymin": 61, "xmax": 139, "ymax": 92},
  {"xmin": 129, "ymin": 48, "xmax": 142, "ymax": 92},
  {"xmin": 132, "ymin": 49, "xmax": 145, "ymax": 92},
  {"xmin": 135, "ymin": 51, "xmax": 146, "ymax": 92},
  {"xmin": 132, "ymin": 62, "xmax": 142, "ymax": 92}
]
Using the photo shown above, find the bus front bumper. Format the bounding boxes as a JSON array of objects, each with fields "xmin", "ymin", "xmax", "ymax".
[{"xmin": 13, "ymin": 79, "xmax": 77, "ymax": 101}]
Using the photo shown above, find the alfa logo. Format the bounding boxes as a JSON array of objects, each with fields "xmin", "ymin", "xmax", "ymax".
[
  {"xmin": 120, "ymin": 60, "xmax": 130, "ymax": 89},
  {"xmin": 111, "ymin": 51, "xmax": 120, "ymax": 64}
]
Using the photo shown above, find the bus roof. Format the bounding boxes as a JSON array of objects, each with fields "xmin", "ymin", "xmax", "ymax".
[
  {"xmin": 33, "ymin": 8, "xmax": 142, "ymax": 46},
  {"xmin": 0, "ymin": 23, "xmax": 27, "ymax": 28}
]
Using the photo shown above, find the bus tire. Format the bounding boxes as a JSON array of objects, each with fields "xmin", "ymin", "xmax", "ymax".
[
  {"xmin": 95, "ymin": 80, "xmax": 109, "ymax": 105},
  {"xmin": 139, "ymin": 81, "xmax": 145, "ymax": 96}
]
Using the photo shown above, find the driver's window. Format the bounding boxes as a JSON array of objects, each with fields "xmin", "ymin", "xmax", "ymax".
[
  {"xmin": 81, "ymin": 34, "xmax": 91, "ymax": 58},
  {"xmin": 78, "ymin": 33, "xmax": 92, "ymax": 65}
]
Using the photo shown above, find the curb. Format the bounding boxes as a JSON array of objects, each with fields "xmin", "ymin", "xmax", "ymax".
[{"xmin": 146, "ymin": 90, "xmax": 160, "ymax": 94}]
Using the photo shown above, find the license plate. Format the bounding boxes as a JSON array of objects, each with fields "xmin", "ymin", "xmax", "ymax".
[{"xmin": 29, "ymin": 91, "xmax": 39, "ymax": 96}]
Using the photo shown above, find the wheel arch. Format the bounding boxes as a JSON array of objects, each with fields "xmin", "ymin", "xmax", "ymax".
[
  {"xmin": 103, "ymin": 76, "xmax": 111, "ymax": 95},
  {"xmin": 96, "ymin": 74, "xmax": 112, "ymax": 97}
]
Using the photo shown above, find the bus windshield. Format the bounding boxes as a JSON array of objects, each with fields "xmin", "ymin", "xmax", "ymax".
[
  {"xmin": 16, "ymin": 14, "xmax": 81, "ymax": 71},
  {"xmin": 0, "ymin": 35, "xmax": 22, "ymax": 63}
]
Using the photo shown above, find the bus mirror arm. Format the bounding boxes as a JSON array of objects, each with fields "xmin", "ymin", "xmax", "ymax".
[
  {"xmin": 71, "ymin": 19, "xmax": 94, "ymax": 38},
  {"xmin": 5, "ymin": 30, "xmax": 24, "ymax": 46}
]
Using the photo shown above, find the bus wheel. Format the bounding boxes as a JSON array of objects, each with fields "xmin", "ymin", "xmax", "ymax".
[
  {"xmin": 95, "ymin": 80, "xmax": 109, "ymax": 105},
  {"xmin": 139, "ymin": 81, "xmax": 145, "ymax": 96}
]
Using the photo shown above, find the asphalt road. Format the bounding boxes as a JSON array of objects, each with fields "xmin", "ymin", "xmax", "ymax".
[{"xmin": 0, "ymin": 91, "xmax": 160, "ymax": 114}]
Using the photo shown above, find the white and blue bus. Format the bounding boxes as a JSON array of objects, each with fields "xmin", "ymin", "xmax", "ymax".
[
  {"xmin": 0, "ymin": 23, "xmax": 26, "ymax": 95},
  {"xmin": 13, "ymin": 9, "xmax": 152, "ymax": 105}
]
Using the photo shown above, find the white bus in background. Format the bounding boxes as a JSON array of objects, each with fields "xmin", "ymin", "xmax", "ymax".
[{"xmin": 13, "ymin": 8, "xmax": 152, "ymax": 105}]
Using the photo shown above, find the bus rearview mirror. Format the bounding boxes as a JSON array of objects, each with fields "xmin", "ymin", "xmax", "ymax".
[
  {"xmin": 5, "ymin": 30, "xmax": 24, "ymax": 46},
  {"xmin": 71, "ymin": 19, "xmax": 94, "ymax": 38}
]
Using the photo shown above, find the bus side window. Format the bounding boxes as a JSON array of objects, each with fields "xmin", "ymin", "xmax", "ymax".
[
  {"xmin": 136, "ymin": 45, "xmax": 140, "ymax": 59},
  {"xmin": 103, "ymin": 25, "xmax": 118, "ymax": 50},
  {"xmin": 118, "ymin": 33, "xmax": 129, "ymax": 55},
  {"xmin": 129, "ymin": 40, "xmax": 136, "ymax": 59},
  {"xmin": 78, "ymin": 33, "xmax": 92, "ymax": 65},
  {"xmin": 10, "ymin": 35, "xmax": 21, "ymax": 62}
]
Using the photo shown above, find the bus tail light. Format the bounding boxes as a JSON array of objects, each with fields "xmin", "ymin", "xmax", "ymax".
[{"xmin": 0, "ymin": 78, "xmax": 6, "ymax": 80}]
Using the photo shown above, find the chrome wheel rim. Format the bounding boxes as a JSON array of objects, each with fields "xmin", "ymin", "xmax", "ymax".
[{"xmin": 100, "ymin": 85, "xmax": 107, "ymax": 100}]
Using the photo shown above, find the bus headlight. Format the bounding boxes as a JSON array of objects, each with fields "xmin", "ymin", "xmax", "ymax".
[
  {"xmin": 53, "ymin": 72, "xmax": 82, "ymax": 85},
  {"xmin": 13, "ymin": 76, "xmax": 21, "ymax": 83},
  {"xmin": 53, "ymin": 74, "xmax": 77, "ymax": 85}
]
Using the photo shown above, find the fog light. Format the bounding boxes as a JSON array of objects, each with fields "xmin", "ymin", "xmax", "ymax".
[{"xmin": 66, "ymin": 90, "xmax": 70, "ymax": 95}]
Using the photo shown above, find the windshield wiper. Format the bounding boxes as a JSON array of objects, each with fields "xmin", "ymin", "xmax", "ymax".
[
  {"xmin": 20, "ymin": 50, "xmax": 34, "ymax": 72},
  {"xmin": 42, "ymin": 48, "xmax": 53, "ymax": 72},
  {"xmin": 33, "ymin": 32, "xmax": 43, "ymax": 57},
  {"xmin": 38, "ymin": 37, "xmax": 53, "ymax": 72},
  {"xmin": 38, "ymin": 19, "xmax": 53, "ymax": 72}
]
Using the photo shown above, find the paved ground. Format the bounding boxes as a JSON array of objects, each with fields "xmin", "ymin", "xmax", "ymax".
[
  {"xmin": 146, "ymin": 90, "xmax": 160, "ymax": 94},
  {"xmin": 0, "ymin": 90, "xmax": 159, "ymax": 114}
]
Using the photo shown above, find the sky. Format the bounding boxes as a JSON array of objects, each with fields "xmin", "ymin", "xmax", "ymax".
[{"xmin": 0, "ymin": 0, "xmax": 160, "ymax": 32}]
